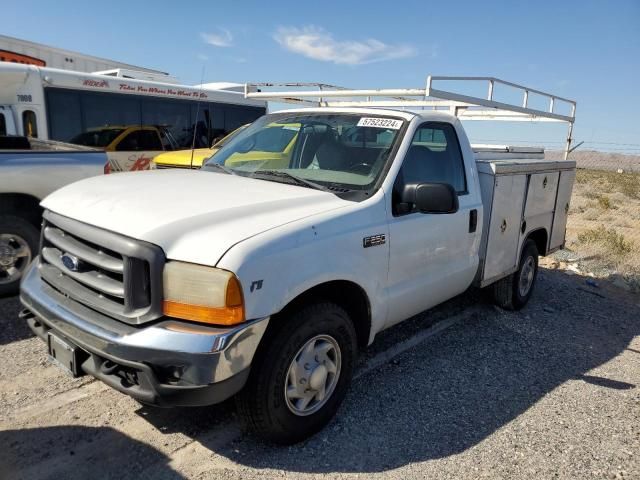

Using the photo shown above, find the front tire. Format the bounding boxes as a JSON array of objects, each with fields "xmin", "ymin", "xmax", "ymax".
[
  {"xmin": 492, "ymin": 239, "xmax": 539, "ymax": 310},
  {"xmin": 0, "ymin": 215, "xmax": 39, "ymax": 296},
  {"xmin": 236, "ymin": 302, "xmax": 357, "ymax": 444}
]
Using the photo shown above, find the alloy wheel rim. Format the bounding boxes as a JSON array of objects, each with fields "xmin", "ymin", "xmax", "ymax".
[
  {"xmin": 284, "ymin": 334, "xmax": 342, "ymax": 416},
  {"xmin": 0, "ymin": 234, "xmax": 32, "ymax": 284}
]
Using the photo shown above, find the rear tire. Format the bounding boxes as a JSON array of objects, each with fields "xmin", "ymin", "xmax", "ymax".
[
  {"xmin": 492, "ymin": 239, "xmax": 539, "ymax": 310},
  {"xmin": 0, "ymin": 215, "xmax": 39, "ymax": 296},
  {"xmin": 236, "ymin": 302, "xmax": 357, "ymax": 444}
]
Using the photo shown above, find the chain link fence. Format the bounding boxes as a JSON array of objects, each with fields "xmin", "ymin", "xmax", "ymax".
[{"xmin": 544, "ymin": 150, "xmax": 640, "ymax": 292}]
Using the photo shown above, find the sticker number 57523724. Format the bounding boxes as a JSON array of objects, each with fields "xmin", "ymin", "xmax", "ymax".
[{"xmin": 357, "ymin": 117, "xmax": 403, "ymax": 130}]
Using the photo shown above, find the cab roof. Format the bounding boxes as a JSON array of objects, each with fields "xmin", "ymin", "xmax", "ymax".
[{"xmin": 266, "ymin": 107, "xmax": 449, "ymax": 122}]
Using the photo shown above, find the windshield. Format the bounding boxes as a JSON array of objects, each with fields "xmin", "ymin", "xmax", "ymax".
[
  {"xmin": 203, "ymin": 112, "xmax": 405, "ymax": 191},
  {"xmin": 211, "ymin": 124, "xmax": 250, "ymax": 149},
  {"xmin": 70, "ymin": 129, "xmax": 125, "ymax": 148}
]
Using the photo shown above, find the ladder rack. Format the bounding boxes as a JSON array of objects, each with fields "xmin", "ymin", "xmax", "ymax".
[{"xmin": 244, "ymin": 76, "xmax": 577, "ymax": 159}]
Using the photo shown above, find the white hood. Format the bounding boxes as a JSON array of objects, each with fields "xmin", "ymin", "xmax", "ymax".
[{"xmin": 42, "ymin": 169, "xmax": 350, "ymax": 266}]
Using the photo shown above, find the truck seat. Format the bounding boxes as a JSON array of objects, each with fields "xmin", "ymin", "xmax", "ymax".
[{"xmin": 401, "ymin": 145, "xmax": 449, "ymax": 185}]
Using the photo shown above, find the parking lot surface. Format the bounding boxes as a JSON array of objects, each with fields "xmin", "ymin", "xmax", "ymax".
[{"xmin": 1, "ymin": 267, "xmax": 638, "ymax": 480}]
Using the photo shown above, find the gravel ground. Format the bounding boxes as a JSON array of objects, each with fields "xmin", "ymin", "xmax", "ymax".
[{"xmin": 0, "ymin": 267, "xmax": 638, "ymax": 480}]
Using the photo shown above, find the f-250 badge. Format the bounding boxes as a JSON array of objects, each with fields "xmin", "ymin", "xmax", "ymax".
[{"xmin": 363, "ymin": 234, "xmax": 386, "ymax": 248}]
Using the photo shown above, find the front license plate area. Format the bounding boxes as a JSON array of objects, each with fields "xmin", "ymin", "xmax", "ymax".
[{"xmin": 47, "ymin": 332, "xmax": 83, "ymax": 377}]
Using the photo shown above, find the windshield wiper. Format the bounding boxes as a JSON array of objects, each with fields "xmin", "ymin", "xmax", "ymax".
[
  {"xmin": 204, "ymin": 163, "xmax": 237, "ymax": 175},
  {"xmin": 251, "ymin": 170, "xmax": 333, "ymax": 192}
]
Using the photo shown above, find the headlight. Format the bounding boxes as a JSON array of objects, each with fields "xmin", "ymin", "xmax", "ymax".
[{"xmin": 162, "ymin": 261, "xmax": 245, "ymax": 326}]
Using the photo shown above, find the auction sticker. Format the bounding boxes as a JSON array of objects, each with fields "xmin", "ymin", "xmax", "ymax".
[{"xmin": 357, "ymin": 117, "xmax": 403, "ymax": 129}]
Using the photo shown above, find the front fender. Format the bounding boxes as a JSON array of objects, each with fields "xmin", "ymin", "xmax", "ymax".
[{"xmin": 217, "ymin": 195, "xmax": 390, "ymax": 340}]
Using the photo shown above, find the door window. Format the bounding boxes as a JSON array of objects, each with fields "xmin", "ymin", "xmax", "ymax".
[
  {"xmin": 22, "ymin": 110, "xmax": 38, "ymax": 138},
  {"xmin": 46, "ymin": 89, "xmax": 83, "ymax": 142},
  {"xmin": 116, "ymin": 130, "xmax": 163, "ymax": 151},
  {"xmin": 0, "ymin": 113, "xmax": 6, "ymax": 136},
  {"xmin": 399, "ymin": 123, "xmax": 466, "ymax": 192},
  {"xmin": 393, "ymin": 122, "xmax": 467, "ymax": 215}
]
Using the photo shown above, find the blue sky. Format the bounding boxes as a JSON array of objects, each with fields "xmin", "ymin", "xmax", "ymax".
[{"xmin": 3, "ymin": 0, "xmax": 639, "ymax": 152}]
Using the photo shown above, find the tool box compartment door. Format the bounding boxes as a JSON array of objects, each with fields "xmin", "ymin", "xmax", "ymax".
[
  {"xmin": 550, "ymin": 170, "xmax": 576, "ymax": 250},
  {"xmin": 483, "ymin": 174, "xmax": 527, "ymax": 282}
]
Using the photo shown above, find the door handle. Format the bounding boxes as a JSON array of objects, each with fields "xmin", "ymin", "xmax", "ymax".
[{"xmin": 469, "ymin": 209, "xmax": 478, "ymax": 233}]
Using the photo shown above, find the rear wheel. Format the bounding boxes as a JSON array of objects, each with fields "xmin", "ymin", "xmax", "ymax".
[
  {"xmin": 236, "ymin": 302, "xmax": 357, "ymax": 444},
  {"xmin": 492, "ymin": 239, "xmax": 539, "ymax": 310},
  {"xmin": 0, "ymin": 215, "xmax": 39, "ymax": 296}
]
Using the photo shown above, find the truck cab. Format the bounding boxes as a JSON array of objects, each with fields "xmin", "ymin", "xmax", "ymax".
[{"xmin": 19, "ymin": 76, "xmax": 577, "ymax": 444}]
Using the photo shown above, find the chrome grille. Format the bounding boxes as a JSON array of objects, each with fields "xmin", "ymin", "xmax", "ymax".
[{"xmin": 39, "ymin": 211, "xmax": 164, "ymax": 324}]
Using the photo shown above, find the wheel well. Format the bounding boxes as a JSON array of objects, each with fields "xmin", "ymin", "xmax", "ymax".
[
  {"xmin": 276, "ymin": 280, "xmax": 372, "ymax": 350},
  {"xmin": 525, "ymin": 228, "xmax": 548, "ymax": 256},
  {"xmin": 0, "ymin": 193, "xmax": 42, "ymax": 229}
]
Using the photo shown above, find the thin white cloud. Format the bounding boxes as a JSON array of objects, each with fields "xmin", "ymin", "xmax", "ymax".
[
  {"xmin": 196, "ymin": 53, "xmax": 209, "ymax": 61},
  {"xmin": 201, "ymin": 29, "xmax": 233, "ymax": 47},
  {"xmin": 273, "ymin": 26, "xmax": 416, "ymax": 65}
]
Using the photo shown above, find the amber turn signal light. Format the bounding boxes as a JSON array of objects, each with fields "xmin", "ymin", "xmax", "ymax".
[{"xmin": 162, "ymin": 262, "xmax": 245, "ymax": 326}]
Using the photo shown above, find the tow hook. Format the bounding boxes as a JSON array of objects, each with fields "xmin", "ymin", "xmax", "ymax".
[
  {"xmin": 19, "ymin": 308, "xmax": 42, "ymax": 329},
  {"xmin": 19, "ymin": 308, "xmax": 37, "ymax": 324}
]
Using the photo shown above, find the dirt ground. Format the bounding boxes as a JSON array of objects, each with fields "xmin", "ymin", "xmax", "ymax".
[
  {"xmin": 1, "ymin": 266, "xmax": 638, "ymax": 480},
  {"xmin": 547, "ymin": 169, "xmax": 640, "ymax": 292},
  {"xmin": 1, "ymin": 166, "xmax": 638, "ymax": 479}
]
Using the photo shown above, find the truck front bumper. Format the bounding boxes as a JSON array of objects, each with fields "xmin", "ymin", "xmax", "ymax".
[{"xmin": 20, "ymin": 260, "xmax": 269, "ymax": 407}]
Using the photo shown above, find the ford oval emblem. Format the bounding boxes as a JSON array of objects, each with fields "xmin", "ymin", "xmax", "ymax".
[{"xmin": 60, "ymin": 253, "xmax": 80, "ymax": 272}]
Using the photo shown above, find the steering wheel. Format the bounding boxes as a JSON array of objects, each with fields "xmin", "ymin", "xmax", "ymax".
[
  {"xmin": 348, "ymin": 149, "xmax": 391, "ymax": 175},
  {"xmin": 347, "ymin": 162, "xmax": 372, "ymax": 174}
]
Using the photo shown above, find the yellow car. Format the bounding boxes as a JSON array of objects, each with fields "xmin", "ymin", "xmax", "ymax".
[
  {"xmin": 154, "ymin": 123, "xmax": 300, "ymax": 170},
  {"xmin": 153, "ymin": 125, "xmax": 249, "ymax": 169},
  {"xmin": 223, "ymin": 123, "xmax": 299, "ymax": 170},
  {"xmin": 70, "ymin": 125, "xmax": 178, "ymax": 171}
]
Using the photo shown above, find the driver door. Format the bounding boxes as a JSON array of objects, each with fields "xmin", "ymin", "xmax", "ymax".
[{"xmin": 384, "ymin": 122, "xmax": 480, "ymax": 327}]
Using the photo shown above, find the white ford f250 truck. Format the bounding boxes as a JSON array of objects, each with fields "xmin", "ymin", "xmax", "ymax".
[{"xmin": 20, "ymin": 77, "xmax": 577, "ymax": 444}]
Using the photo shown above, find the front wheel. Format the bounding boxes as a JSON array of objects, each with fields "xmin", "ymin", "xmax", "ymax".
[
  {"xmin": 492, "ymin": 239, "xmax": 539, "ymax": 310},
  {"xmin": 236, "ymin": 302, "xmax": 357, "ymax": 444},
  {"xmin": 0, "ymin": 215, "xmax": 39, "ymax": 296}
]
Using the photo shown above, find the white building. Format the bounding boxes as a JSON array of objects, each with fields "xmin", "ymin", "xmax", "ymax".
[{"xmin": 0, "ymin": 34, "xmax": 166, "ymax": 76}]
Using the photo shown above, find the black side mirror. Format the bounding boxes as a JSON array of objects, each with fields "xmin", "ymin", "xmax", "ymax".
[{"xmin": 401, "ymin": 182, "xmax": 459, "ymax": 214}]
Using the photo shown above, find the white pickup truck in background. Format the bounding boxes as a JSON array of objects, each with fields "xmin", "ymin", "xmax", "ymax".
[
  {"xmin": 0, "ymin": 137, "xmax": 107, "ymax": 295},
  {"xmin": 19, "ymin": 77, "xmax": 577, "ymax": 444}
]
